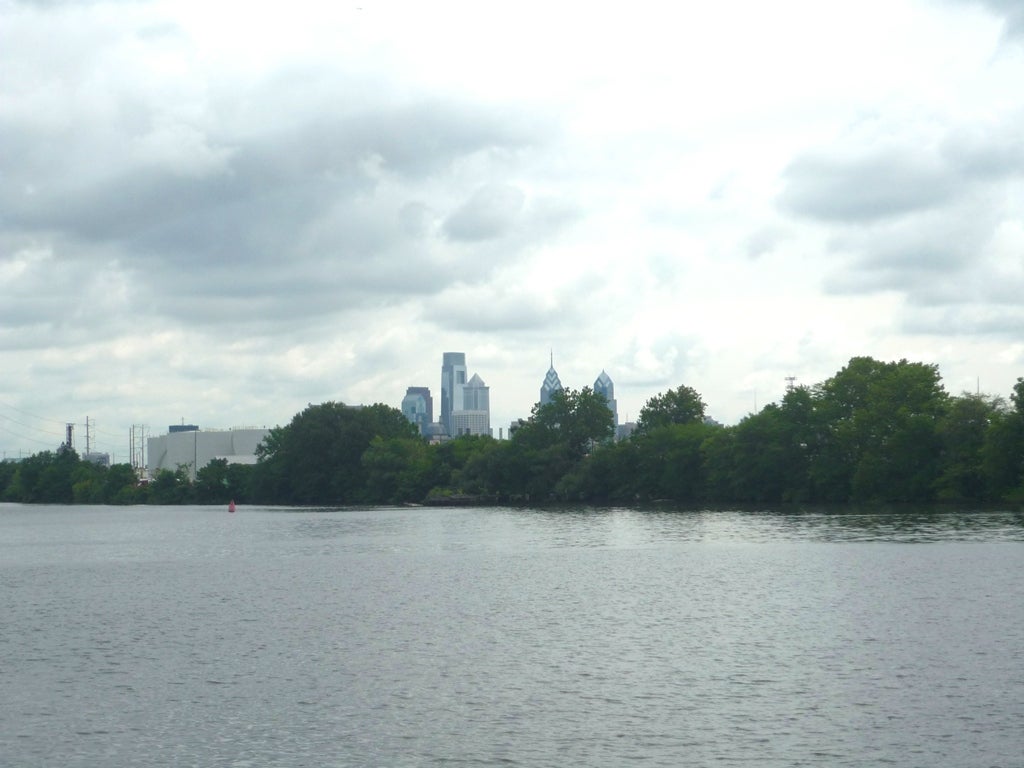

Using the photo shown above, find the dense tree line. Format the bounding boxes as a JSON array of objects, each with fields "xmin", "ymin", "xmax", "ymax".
[{"xmin": 4, "ymin": 357, "xmax": 1024, "ymax": 507}]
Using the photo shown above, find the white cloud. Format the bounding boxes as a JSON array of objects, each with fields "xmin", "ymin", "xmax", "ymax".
[{"xmin": 4, "ymin": 0, "xmax": 1024, "ymax": 457}]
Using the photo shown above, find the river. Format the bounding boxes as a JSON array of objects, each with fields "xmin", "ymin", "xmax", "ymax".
[{"xmin": 2, "ymin": 504, "xmax": 1023, "ymax": 767}]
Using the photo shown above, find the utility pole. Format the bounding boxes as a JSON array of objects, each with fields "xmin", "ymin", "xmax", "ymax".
[{"xmin": 130, "ymin": 425, "xmax": 148, "ymax": 476}]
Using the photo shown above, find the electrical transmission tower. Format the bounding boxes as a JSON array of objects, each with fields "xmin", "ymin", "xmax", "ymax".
[{"xmin": 130, "ymin": 425, "xmax": 148, "ymax": 475}]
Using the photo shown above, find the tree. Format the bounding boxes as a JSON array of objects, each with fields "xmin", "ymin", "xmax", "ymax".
[
  {"xmin": 104, "ymin": 463, "xmax": 142, "ymax": 504},
  {"xmin": 982, "ymin": 380, "xmax": 1024, "ymax": 501},
  {"xmin": 494, "ymin": 388, "xmax": 615, "ymax": 500},
  {"xmin": 514, "ymin": 387, "xmax": 615, "ymax": 460},
  {"xmin": 362, "ymin": 436, "xmax": 437, "ymax": 503},
  {"xmin": 637, "ymin": 385, "xmax": 706, "ymax": 433},
  {"xmin": 148, "ymin": 466, "xmax": 193, "ymax": 504},
  {"xmin": 6, "ymin": 449, "xmax": 81, "ymax": 503},
  {"xmin": 0, "ymin": 460, "xmax": 16, "ymax": 500},
  {"xmin": 631, "ymin": 421, "xmax": 718, "ymax": 501},
  {"xmin": 934, "ymin": 394, "xmax": 1000, "ymax": 502},
  {"xmin": 71, "ymin": 461, "xmax": 105, "ymax": 503},
  {"xmin": 252, "ymin": 401, "xmax": 417, "ymax": 504},
  {"xmin": 195, "ymin": 458, "xmax": 231, "ymax": 504},
  {"xmin": 811, "ymin": 357, "xmax": 948, "ymax": 502}
]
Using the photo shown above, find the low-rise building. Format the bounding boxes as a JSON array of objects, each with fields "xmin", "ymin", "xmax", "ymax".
[{"xmin": 147, "ymin": 426, "xmax": 270, "ymax": 481}]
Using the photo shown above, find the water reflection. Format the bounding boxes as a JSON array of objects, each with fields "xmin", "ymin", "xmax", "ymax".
[
  {"xmin": 3, "ymin": 504, "xmax": 1023, "ymax": 767},
  {"xmin": 498, "ymin": 505, "xmax": 1024, "ymax": 546},
  {"xmin": 739, "ymin": 506, "xmax": 1024, "ymax": 543}
]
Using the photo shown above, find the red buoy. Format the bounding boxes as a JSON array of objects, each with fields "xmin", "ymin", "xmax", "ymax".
[{"xmin": 228, "ymin": 500, "xmax": 236, "ymax": 513}]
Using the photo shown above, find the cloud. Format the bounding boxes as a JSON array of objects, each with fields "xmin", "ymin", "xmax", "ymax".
[
  {"xmin": 424, "ymin": 282, "xmax": 580, "ymax": 333},
  {"xmin": 443, "ymin": 183, "xmax": 526, "ymax": 241},
  {"xmin": 967, "ymin": 0, "xmax": 1024, "ymax": 38},
  {"xmin": 1, "ymin": 66, "xmax": 554, "ymax": 331},
  {"xmin": 777, "ymin": 109, "xmax": 1024, "ymax": 345},
  {"xmin": 6, "ymin": 0, "xmax": 1024, "ymax": 451},
  {"xmin": 779, "ymin": 147, "xmax": 956, "ymax": 223}
]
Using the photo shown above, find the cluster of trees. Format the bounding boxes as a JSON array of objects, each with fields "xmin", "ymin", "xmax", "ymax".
[
  {"xmin": 4, "ymin": 356, "xmax": 1024, "ymax": 507},
  {"xmin": 0, "ymin": 446, "xmax": 256, "ymax": 505}
]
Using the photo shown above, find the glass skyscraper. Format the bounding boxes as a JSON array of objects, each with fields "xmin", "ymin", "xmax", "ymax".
[
  {"xmin": 594, "ymin": 370, "xmax": 618, "ymax": 426},
  {"xmin": 401, "ymin": 386, "xmax": 433, "ymax": 435},
  {"xmin": 540, "ymin": 353, "xmax": 563, "ymax": 405},
  {"xmin": 440, "ymin": 352, "xmax": 467, "ymax": 436}
]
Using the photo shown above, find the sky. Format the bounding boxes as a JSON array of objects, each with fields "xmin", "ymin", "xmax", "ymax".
[{"xmin": 3, "ymin": 0, "xmax": 1024, "ymax": 461}]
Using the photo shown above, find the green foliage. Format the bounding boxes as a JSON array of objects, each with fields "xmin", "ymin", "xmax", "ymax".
[
  {"xmin": 933, "ymin": 394, "xmax": 999, "ymax": 502},
  {"xmin": 496, "ymin": 387, "xmax": 615, "ymax": 500},
  {"xmin": 104, "ymin": 464, "xmax": 144, "ymax": 504},
  {"xmin": 0, "ymin": 459, "xmax": 16, "ymax": 500},
  {"xmin": 193, "ymin": 458, "xmax": 254, "ymax": 504},
  {"xmin": 629, "ymin": 422, "xmax": 718, "ymax": 501},
  {"xmin": 808, "ymin": 358, "xmax": 949, "ymax": 503},
  {"xmin": 148, "ymin": 467, "xmax": 193, "ymax": 504},
  {"xmin": 5, "ymin": 359, "xmax": 1024, "ymax": 508},
  {"xmin": 982, "ymin": 399, "xmax": 1024, "ymax": 501},
  {"xmin": 5, "ymin": 450, "xmax": 79, "ymax": 503},
  {"xmin": 2, "ymin": 452, "xmax": 145, "ymax": 505},
  {"xmin": 516, "ymin": 387, "xmax": 615, "ymax": 459},
  {"xmin": 637, "ymin": 385, "xmax": 706, "ymax": 433},
  {"xmin": 362, "ymin": 436, "xmax": 437, "ymax": 503},
  {"xmin": 252, "ymin": 401, "xmax": 417, "ymax": 504}
]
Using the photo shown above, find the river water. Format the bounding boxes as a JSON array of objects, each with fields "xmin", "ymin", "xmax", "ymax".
[{"xmin": 2, "ymin": 504, "xmax": 1023, "ymax": 767}]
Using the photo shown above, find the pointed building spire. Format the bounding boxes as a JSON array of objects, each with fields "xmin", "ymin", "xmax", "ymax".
[{"xmin": 540, "ymin": 351, "xmax": 563, "ymax": 405}]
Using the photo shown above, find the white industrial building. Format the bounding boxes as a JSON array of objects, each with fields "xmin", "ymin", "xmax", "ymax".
[{"xmin": 147, "ymin": 427, "xmax": 270, "ymax": 480}]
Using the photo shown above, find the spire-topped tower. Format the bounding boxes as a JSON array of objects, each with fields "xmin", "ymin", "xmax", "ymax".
[
  {"xmin": 594, "ymin": 370, "xmax": 618, "ymax": 426},
  {"xmin": 540, "ymin": 351, "xmax": 563, "ymax": 406}
]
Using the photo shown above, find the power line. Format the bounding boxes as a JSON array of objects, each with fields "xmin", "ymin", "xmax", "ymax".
[
  {"xmin": 0, "ymin": 420, "xmax": 60, "ymax": 447},
  {"xmin": 0, "ymin": 410, "xmax": 65, "ymax": 438},
  {"xmin": 0, "ymin": 398, "xmax": 69, "ymax": 426}
]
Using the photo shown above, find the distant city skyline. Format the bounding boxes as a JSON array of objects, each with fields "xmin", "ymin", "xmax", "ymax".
[{"xmin": 397, "ymin": 351, "xmax": 628, "ymax": 441}]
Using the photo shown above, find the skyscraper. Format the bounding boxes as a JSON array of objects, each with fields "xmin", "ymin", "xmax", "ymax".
[
  {"xmin": 401, "ymin": 386, "xmax": 433, "ymax": 435},
  {"xmin": 440, "ymin": 354, "xmax": 492, "ymax": 437},
  {"xmin": 440, "ymin": 352, "xmax": 467, "ymax": 436},
  {"xmin": 540, "ymin": 352, "xmax": 563, "ymax": 406},
  {"xmin": 462, "ymin": 373, "xmax": 490, "ymax": 412},
  {"xmin": 594, "ymin": 370, "xmax": 618, "ymax": 426}
]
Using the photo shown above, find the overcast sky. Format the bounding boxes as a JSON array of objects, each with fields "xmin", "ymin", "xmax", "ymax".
[{"xmin": 3, "ymin": 0, "xmax": 1024, "ymax": 460}]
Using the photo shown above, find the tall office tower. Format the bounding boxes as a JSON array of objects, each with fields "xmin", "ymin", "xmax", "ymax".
[
  {"xmin": 462, "ymin": 374, "xmax": 490, "ymax": 412},
  {"xmin": 594, "ymin": 370, "xmax": 618, "ymax": 426},
  {"xmin": 440, "ymin": 352, "xmax": 467, "ymax": 436},
  {"xmin": 401, "ymin": 386, "xmax": 433, "ymax": 435},
  {"xmin": 450, "ymin": 373, "xmax": 491, "ymax": 436},
  {"xmin": 539, "ymin": 352, "xmax": 563, "ymax": 406}
]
